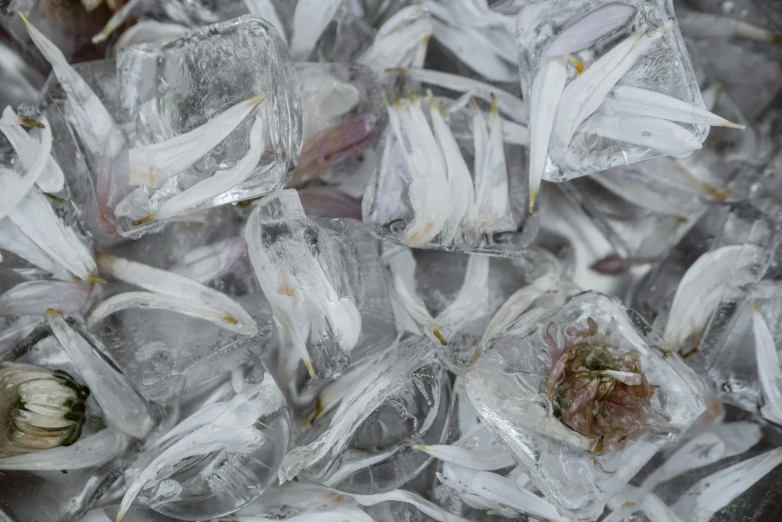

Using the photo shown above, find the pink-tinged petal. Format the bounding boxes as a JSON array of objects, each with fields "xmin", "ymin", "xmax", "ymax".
[
  {"xmin": 298, "ymin": 186, "xmax": 363, "ymax": 220},
  {"xmin": 544, "ymin": 2, "xmax": 635, "ymax": 57},
  {"xmin": 290, "ymin": 115, "xmax": 381, "ymax": 188}
]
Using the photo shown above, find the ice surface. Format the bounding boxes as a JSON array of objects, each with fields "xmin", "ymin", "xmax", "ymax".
[
  {"xmin": 467, "ymin": 291, "xmax": 705, "ymax": 520},
  {"xmin": 115, "ymin": 15, "xmax": 301, "ymax": 235}
]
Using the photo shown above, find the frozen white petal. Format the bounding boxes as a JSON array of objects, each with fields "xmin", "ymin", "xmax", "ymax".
[
  {"xmin": 148, "ymin": 115, "xmax": 266, "ymax": 220},
  {"xmin": 46, "ymin": 310, "xmax": 153, "ymax": 439},
  {"xmin": 114, "ymin": 20, "xmax": 188, "ymax": 51},
  {"xmin": 469, "ymin": 98, "xmax": 510, "ymax": 233},
  {"xmin": 436, "ymin": 254, "xmax": 490, "ymax": 333},
  {"xmin": 600, "ymin": 86, "xmax": 744, "ymax": 129},
  {"xmin": 430, "ymin": 19, "xmax": 517, "ymax": 82},
  {"xmin": 0, "ymin": 115, "xmax": 51, "ymax": 221},
  {"xmin": 92, "ymin": 0, "xmax": 143, "ymax": 43},
  {"xmin": 545, "ymin": 2, "xmax": 635, "ymax": 57},
  {"xmin": 0, "ymin": 429, "xmax": 127, "ymax": 471},
  {"xmin": 128, "ymin": 94, "xmax": 265, "ymax": 188},
  {"xmin": 472, "ymin": 471, "xmax": 567, "ymax": 521},
  {"xmin": 583, "ymin": 114, "xmax": 702, "ymax": 158},
  {"xmin": 752, "ymin": 303, "xmax": 782, "ymax": 424},
  {"xmin": 172, "ymin": 236, "xmax": 247, "ymax": 283},
  {"xmin": 290, "ymin": 0, "xmax": 343, "ymax": 60},
  {"xmin": 96, "ymin": 253, "xmax": 257, "ymax": 336},
  {"xmin": 359, "ymin": 5, "xmax": 432, "ymax": 73},
  {"xmin": 0, "ymin": 106, "xmax": 64, "ymax": 193},
  {"xmin": 412, "ymin": 444, "xmax": 514, "ymax": 471},
  {"xmin": 528, "ymin": 56, "xmax": 567, "ymax": 213}
]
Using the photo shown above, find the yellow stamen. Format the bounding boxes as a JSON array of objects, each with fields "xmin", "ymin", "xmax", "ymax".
[
  {"xmin": 391, "ymin": 92, "xmax": 402, "ymax": 107},
  {"xmin": 303, "ymin": 357, "xmax": 316, "ymax": 378},
  {"xmin": 433, "ymin": 328, "xmax": 448, "ymax": 346},
  {"xmin": 19, "ymin": 117, "xmax": 45, "ymax": 128},
  {"xmin": 567, "ymin": 54, "xmax": 585, "ymax": 75},
  {"xmin": 221, "ymin": 314, "xmax": 239, "ymax": 325},
  {"xmin": 528, "ymin": 187, "xmax": 538, "ymax": 215},
  {"xmin": 385, "ymin": 67, "xmax": 407, "ymax": 74},
  {"xmin": 247, "ymin": 92, "xmax": 267, "ymax": 107},
  {"xmin": 132, "ymin": 211, "xmax": 158, "ymax": 226},
  {"xmin": 45, "ymin": 308, "xmax": 61, "ymax": 318},
  {"xmin": 17, "ymin": 11, "xmax": 31, "ymax": 26},
  {"xmin": 490, "ymin": 93, "xmax": 498, "ymax": 116},
  {"xmin": 84, "ymin": 275, "xmax": 108, "ymax": 285},
  {"xmin": 470, "ymin": 97, "xmax": 480, "ymax": 114},
  {"xmin": 422, "ymin": 34, "xmax": 431, "ymax": 46}
]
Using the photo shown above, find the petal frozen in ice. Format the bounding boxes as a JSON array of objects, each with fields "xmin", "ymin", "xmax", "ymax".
[
  {"xmin": 673, "ymin": 447, "xmax": 782, "ymax": 522},
  {"xmin": 582, "ymin": 114, "xmax": 702, "ymax": 158},
  {"xmin": 352, "ymin": 489, "xmax": 469, "ymax": 522},
  {"xmin": 599, "ymin": 86, "xmax": 745, "ymax": 129},
  {"xmin": 0, "ymin": 220, "xmax": 71, "ymax": 281},
  {"xmin": 290, "ymin": 0, "xmax": 343, "ymax": 60},
  {"xmin": 171, "ymin": 236, "xmax": 247, "ymax": 284},
  {"xmin": 0, "ymin": 281, "xmax": 89, "ymax": 317},
  {"xmin": 664, "ymin": 244, "xmax": 763, "ymax": 351},
  {"xmin": 641, "ymin": 432, "xmax": 727, "ymax": 491},
  {"xmin": 9, "ymin": 190, "xmax": 97, "ymax": 281},
  {"xmin": 553, "ymin": 23, "xmax": 668, "ymax": 149},
  {"xmin": 0, "ymin": 115, "xmax": 51, "ymax": 222},
  {"xmin": 678, "ymin": 9, "xmax": 782, "ymax": 43},
  {"xmin": 428, "ymin": 92, "xmax": 474, "ymax": 244},
  {"xmin": 96, "ymin": 253, "xmax": 258, "ymax": 336},
  {"xmin": 528, "ymin": 56, "xmax": 567, "ymax": 213},
  {"xmin": 298, "ymin": 186, "xmax": 363, "ymax": 220},
  {"xmin": 469, "ymin": 97, "xmax": 510, "ymax": 234},
  {"xmin": 752, "ymin": 303, "xmax": 782, "ymax": 424},
  {"xmin": 128, "ymin": 94, "xmax": 265, "ymax": 188},
  {"xmin": 143, "ymin": 115, "xmax": 266, "ymax": 221},
  {"xmin": 92, "ymin": 0, "xmax": 144, "ymax": 43},
  {"xmin": 0, "ymin": 429, "xmax": 127, "ymax": 471},
  {"xmin": 46, "ymin": 310, "xmax": 153, "ymax": 440},
  {"xmin": 435, "ymin": 254, "xmax": 490, "ymax": 333},
  {"xmin": 544, "ymin": 2, "xmax": 635, "ymax": 57},
  {"xmin": 114, "ymin": 20, "xmax": 189, "ymax": 52}
]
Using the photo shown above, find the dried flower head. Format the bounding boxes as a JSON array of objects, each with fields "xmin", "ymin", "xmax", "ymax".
[
  {"xmin": 543, "ymin": 317, "xmax": 676, "ymax": 451},
  {"xmin": 0, "ymin": 362, "xmax": 89, "ymax": 456}
]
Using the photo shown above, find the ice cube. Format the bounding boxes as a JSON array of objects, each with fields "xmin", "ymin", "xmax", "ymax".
[
  {"xmin": 115, "ymin": 15, "xmax": 301, "ymax": 236},
  {"xmin": 466, "ymin": 291, "xmax": 705, "ymax": 520}
]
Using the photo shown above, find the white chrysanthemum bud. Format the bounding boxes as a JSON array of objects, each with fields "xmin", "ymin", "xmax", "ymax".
[{"xmin": 0, "ymin": 362, "xmax": 89, "ymax": 456}]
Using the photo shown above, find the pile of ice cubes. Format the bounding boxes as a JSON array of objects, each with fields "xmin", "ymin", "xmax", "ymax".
[{"xmin": 0, "ymin": 0, "xmax": 781, "ymax": 521}]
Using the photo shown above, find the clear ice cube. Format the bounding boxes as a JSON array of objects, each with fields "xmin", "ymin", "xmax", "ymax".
[
  {"xmin": 517, "ymin": 0, "xmax": 708, "ymax": 180},
  {"xmin": 466, "ymin": 291, "xmax": 705, "ymax": 520},
  {"xmin": 115, "ymin": 15, "xmax": 302, "ymax": 236}
]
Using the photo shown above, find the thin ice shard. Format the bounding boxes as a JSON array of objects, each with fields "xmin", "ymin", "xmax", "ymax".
[
  {"xmin": 128, "ymin": 94, "xmax": 265, "ymax": 188},
  {"xmin": 45, "ymin": 310, "xmax": 153, "ymax": 440}
]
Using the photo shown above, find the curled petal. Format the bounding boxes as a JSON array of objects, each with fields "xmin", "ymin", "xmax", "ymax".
[
  {"xmin": 0, "ymin": 106, "xmax": 64, "ymax": 193},
  {"xmin": 46, "ymin": 310, "xmax": 153, "ymax": 440},
  {"xmin": 752, "ymin": 303, "xmax": 782, "ymax": 424},
  {"xmin": 0, "ymin": 429, "xmax": 127, "ymax": 471},
  {"xmin": 545, "ymin": 2, "xmax": 635, "ymax": 57},
  {"xmin": 0, "ymin": 281, "xmax": 89, "ymax": 317},
  {"xmin": 97, "ymin": 253, "xmax": 257, "ymax": 335},
  {"xmin": 0, "ymin": 115, "xmax": 51, "ymax": 221},
  {"xmin": 128, "ymin": 94, "xmax": 265, "ymax": 188}
]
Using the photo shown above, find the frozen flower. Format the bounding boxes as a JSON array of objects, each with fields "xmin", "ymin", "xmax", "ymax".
[{"xmin": 0, "ymin": 362, "xmax": 89, "ymax": 456}]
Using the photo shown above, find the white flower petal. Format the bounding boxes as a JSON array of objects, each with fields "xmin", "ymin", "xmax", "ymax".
[
  {"xmin": 148, "ymin": 115, "xmax": 266, "ymax": 220},
  {"xmin": 92, "ymin": 0, "xmax": 144, "ymax": 43},
  {"xmin": 412, "ymin": 444, "xmax": 514, "ymax": 471},
  {"xmin": 544, "ymin": 2, "xmax": 635, "ymax": 57},
  {"xmin": 600, "ymin": 86, "xmax": 744, "ymax": 129},
  {"xmin": 674, "ymin": 447, "xmax": 782, "ymax": 522},
  {"xmin": 472, "ymin": 471, "xmax": 567, "ymax": 521},
  {"xmin": 46, "ymin": 310, "xmax": 153, "ymax": 439},
  {"xmin": 664, "ymin": 244, "xmax": 762, "ymax": 351},
  {"xmin": 430, "ymin": 19, "xmax": 517, "ymax": 82},
  {"xmin": 0, "ymin": 217, "xmax": 71, "ymax": 281},
  {"xmin": 96, "ymin": 253, "xmax": 258, "ymax": 336},
  {"xmin": 0, "ymin": 429, "xmax": 127, "ymax": 471},
  {"xmin": 752, "ymin": 303, "xmax": 782, "ymax": 424},
  {"xmin": 435, "ymin": 254, "xmax": 490, "ymax": 333},
  {"xmin": 114, "ymin": 20, "xmax": 189, "ymax": 51},
  {"xmin": 171, "ymin": 236, "xmax": 247, "ymax": 283},
  {"xmin": 700, "ymin": 83, "xmax": 723, "ymax": 112},
  {"xmin": 428, "ymin": 92, "xmax": 474, "ymax": 244},
  {"xmin": 21, "ymin": 13, "xmax": 120, "ymax": 160},
  {"xmin": 128, "ymin": 93, "xmax": 265, "ymax": 188},
  {"xmin": 582, "ymin": 114, "xmax": 702, "ymax": 158},
  {"xmin": 469, "ymin": 98, "xmax": 510, "ymax": 234},
  {"xmin": 0, "ymin": 281, "xmax": 89, "ymax": 317},
  {"xmin": 0, "ymin": 115, "xmax": 51, "ymax": 221},
  {"xmin": 553, "ymin": 23, "xmax": 668, "ymax": 148},
  {"xmin": 359, "ymin": 5, "xmax": 432, "ymax": 73},
  {"xmin": 9, "ymin": 189, "xmax": 96, "ymax": 281},
  {"xmin": 231, "ymin": 510, "xmax": 373, "ymax": 522},
  {"xmin": 528, "ymin": 56, "xmax": 567, "ymax": 213},
  {"xmin": 352, "ymin": 489, "xmax": 469, "ymax": 522},
  {"xmin": 289, "ymin": 0, "xmax": 343, "ymax": 60},
  {"xmin": 642, "ymin": 432, "xmax": 726, "ymax": 491},
  {"xmin": 390, "ymin": 67, "xmax": 526, "ymax": 123},
  {"xmin": 0, "ymin": 317, "xmax": 42, "ymax": 356},
  {"xmin": 1, "ymin": 106, "xmax": 64, "ymax": 193}
]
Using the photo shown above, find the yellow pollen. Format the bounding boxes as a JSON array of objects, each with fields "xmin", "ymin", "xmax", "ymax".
[{"xmin": 132, "ymin": 212, "xmax": 158, "ymax": 226}]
